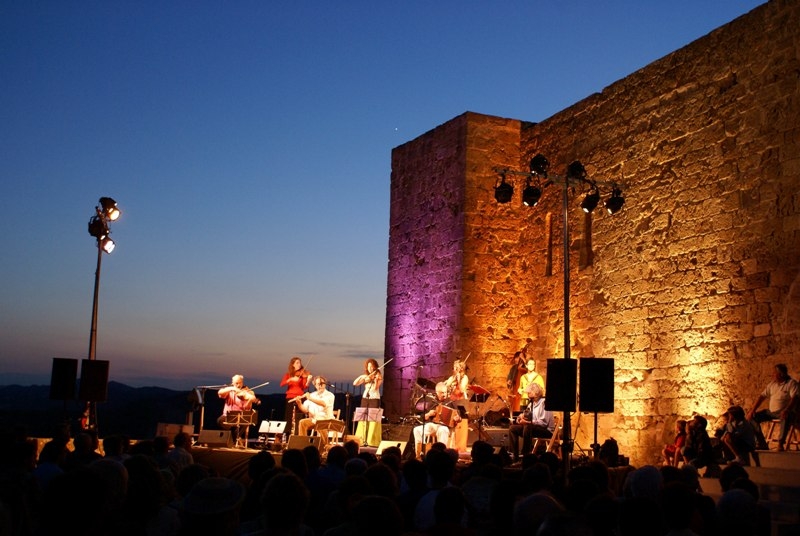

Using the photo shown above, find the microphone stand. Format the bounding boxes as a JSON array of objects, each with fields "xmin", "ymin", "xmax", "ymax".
[
  {"xmin": 193, "ymin": 384, "xmax": 228, "ymax": 434},
  {"xmin": 345, "ymin": 392, "xmax": 352, "ymax": 436}
]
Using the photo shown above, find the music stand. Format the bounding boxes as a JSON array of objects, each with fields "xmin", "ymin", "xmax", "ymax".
[
  {"xmin": 353, "ymin": 407, "xmax": 383, "ymax": 446},
  {"xmin": 257, "ymin": 420, "xmax": 287, "ymax": 450},
  {"xmin": 314, "ymin": 419, "xmax": 346, "ymax": 450},
  {"xmin": 224, "ymin": 409, "xmax": 258, "ymax": 448}
]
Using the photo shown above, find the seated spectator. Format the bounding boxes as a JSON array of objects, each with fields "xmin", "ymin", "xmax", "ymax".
[
  {"xmin": 662, "ymin": 419, "xmax": 687, "ymax": 467},
  {"xmin": 166, "ymin": 432, "xmax": 194, "ymax": 473},
  {"xmin": 683, "ymin": 415, "xmax": 719, "ymax": 477},
  {"xmin": 747, "ymin": 363, "xmax": 799, "ymax": 451},
  {"xmin": 721, "ymin": 406, "xmax": 757, "ymax": 465},
  {"xmin": 716, "ymin": 489, "xmax": 759, "ymax": 536},
  {"xmin": 180, "ymin": 476, "xmax": 246, "ymax": 536}
]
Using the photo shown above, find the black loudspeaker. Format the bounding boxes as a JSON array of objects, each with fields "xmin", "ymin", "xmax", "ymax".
[
  {"xmin": 49, "ymin": 358, "xmax": 78, "ymax": 400},
  {"xmin": 470, "ymin": 426, "xmax": 511, "ymax": 448},
  {"xmin": 286, "ymin": 435, "xmax": 324, "ymax": 450},
  {"xmin": 383, "ymin": 423, "xmax": 415, "ymax": 443},
  {"xmin": 381, "ymin": 424, "xmax": 416, "ymax": 459},
  {"xmin": 78, "ymin": 359, "xmax": 110, "ymax": 402},
  {"xmin": 545, "ymin": 359, "xmax": 577, "ymax": 412},
  {"xmin": 376, "ymin": 440, "xmax": 408, "ymax": 456},
  {"xmin": 579, "ymin": 358, "xmax": 615, "ymax": 413},
  {"xmin": 197, "ymin": 430, "xmax": 232, "ymax": 448}
]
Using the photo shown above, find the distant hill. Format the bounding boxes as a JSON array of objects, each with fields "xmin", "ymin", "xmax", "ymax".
[{"xmin": 0, "ymin": 382, "xmax": 360, "ymax": 439}]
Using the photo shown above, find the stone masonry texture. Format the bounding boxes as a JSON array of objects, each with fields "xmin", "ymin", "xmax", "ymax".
[{"xmin": 384, "ymin": 0, "xmax": 800, "ymax": 466}]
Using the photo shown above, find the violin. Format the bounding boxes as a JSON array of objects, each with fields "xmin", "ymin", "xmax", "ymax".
[{"xmin": 295, "ymin": 366, "xmax": 311, "ymax": 378}]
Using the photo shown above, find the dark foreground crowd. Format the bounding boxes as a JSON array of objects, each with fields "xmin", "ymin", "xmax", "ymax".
[{"xmin": 0, "ymin": 424, "xmax": 775, "ymax": 536}]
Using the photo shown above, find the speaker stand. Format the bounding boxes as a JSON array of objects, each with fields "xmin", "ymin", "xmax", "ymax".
[{"xmin": 591, "ymin": 411, "xmax": 600, "ymax": 459}]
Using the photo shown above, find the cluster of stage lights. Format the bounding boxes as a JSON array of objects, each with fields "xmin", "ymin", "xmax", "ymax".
[
  {"xmin": 87, "ymin": 197, "xmax": 121, "ymax": 253},
  {"xmin": 495, "ymin": 154, "xmax": 625, "ymax": 215}
]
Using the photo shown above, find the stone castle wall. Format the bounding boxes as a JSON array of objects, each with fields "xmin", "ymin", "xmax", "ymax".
[{"xmin": 385, "ymin": 0, "xmax": 800, "ymax": 466}]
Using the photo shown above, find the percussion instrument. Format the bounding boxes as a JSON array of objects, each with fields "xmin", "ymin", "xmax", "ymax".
[{"xmin": 414, "ymin": 393, "xmax": 437, "ymax": 412}]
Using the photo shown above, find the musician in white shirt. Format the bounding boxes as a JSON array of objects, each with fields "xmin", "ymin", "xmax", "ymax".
[{"xmin": 296, "ymin": 376, "xmax": 336, "ymax": 436}]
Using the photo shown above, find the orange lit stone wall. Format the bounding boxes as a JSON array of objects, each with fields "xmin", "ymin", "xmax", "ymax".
[{"xmin": 385, "ymin": 0, "xmax": 800, "ymax": 466}]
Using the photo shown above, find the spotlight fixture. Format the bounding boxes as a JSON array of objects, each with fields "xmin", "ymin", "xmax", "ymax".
[
  {"xmin": 581, "ymin": 188, "xmax": 600, "ymax": 213},
  {"xmin": 495, "ymin": 175, "xmax": 514, "ymax": 204},
  {"xmin": 530, "ymin": 154, "xmax": 550, "ymax": 176},
  {"xmin": 566, "ymin": 160, "xmax": 586, "ymax": 181},
  {"xmin": 605, "ymin": 187, "xmax": 625, "ymax": 214},
  {"xmin": 84, "ymin": 196, "xmax": 121, "ymax": 433},
  {"xmin": 523, "ymin": 183, "xmax": 542, "ymax": 207},
  {"xmin": 88, "ymin": 216, "xmax": 108, "ymax": 239},
  {"xmin": 490, "ymin": 151, "xmax": 628, "ymax": 480},
  {"xmin": 100, "ymin": 237, "xmax": 115, "ymax": 254},
  {"xmin": 98, "ymin": 197, "xmax": 120, "ymax": 221}
]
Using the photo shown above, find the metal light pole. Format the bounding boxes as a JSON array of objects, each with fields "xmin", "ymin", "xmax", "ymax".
[
  {"xmin": 83, "ymin": 197, "xmax": 120, "ymax": 432},
  {"xmin": 495, "ymin": 155, "xmax": 624, "ymax": 477}
]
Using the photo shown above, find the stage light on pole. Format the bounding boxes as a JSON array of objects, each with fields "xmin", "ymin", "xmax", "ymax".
[
  {"xmin": 495, "ymin": 173, "xmax": 514, "ymax": 204},
  {"xmin": 581, "ymin": 188, "xmax": 600, "ymax": 213},
  {"xmin": 605, "ymin": 187, "xmax": 625, "ymax": 214},
  {"xmin": 83, "ymin": 196, "xmax": 121, "ymax": 433},
  {"xmin": 492, "ymin": 155, "xmax": 626, "ymax": 476},
  {"xmin": 523, "ymin": 181, "xmax": 543, "ymax": 207}
]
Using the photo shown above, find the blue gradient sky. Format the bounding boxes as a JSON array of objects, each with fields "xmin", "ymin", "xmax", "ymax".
[{"xmin": 0, "ymin": 1, "xmax": 764, "ymax": 393}]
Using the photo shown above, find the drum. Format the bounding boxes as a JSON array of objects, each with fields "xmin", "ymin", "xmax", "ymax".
[{"xmin": 414, "ymin": 394, "xmax": 437, "ymax": 412}]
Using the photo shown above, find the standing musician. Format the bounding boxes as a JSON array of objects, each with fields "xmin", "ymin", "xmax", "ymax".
[
  {"xmin": 217, "ymin": 374, "xmax": 259, "ymax": 444},
  {"xmin": 443, "ymin": 359, "xmax": 470, "ymax": 453},
  {"xmin": 353, "ymin": 358, "xmax": 383, "ymax": 447},
  {"xmin": 444, "ymin": 359, "xmax": 469, "ymax": 401},
  {"xmin": 517, "ymin": 358, "xmax": 545, "ymax": 408},
  {"xmin": 295, "ymin": 376, "xmax": 335, "ymax": 436},
  {"xmin": 506, "ymin": 350, "xmax": 528, "ymax": 412},
  {"xmin": 280, "ymin": 356, "xmax": 312, "ymax": 435},
  {"xmin": 413, "ymin": 382, "xmax": 461, "ymax": 459},
  {"xmin": 508, "ymin": 382, "xmax": 554, "ymax": 463}
]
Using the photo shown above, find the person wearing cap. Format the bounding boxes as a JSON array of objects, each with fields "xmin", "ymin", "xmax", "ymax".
[
  {"xmin": 747, "ymin": 363, "xmax": 799, "ymax": 451},
  {"xmin": 295, "ymin": 375, "xmax": 335, "ymax": 437}
]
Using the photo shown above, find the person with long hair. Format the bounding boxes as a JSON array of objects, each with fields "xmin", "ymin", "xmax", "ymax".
[
  {"xmin": 443, "ymin": 359, "xmax": 470, "ymax": 453},
  {"xmin": 662, "ymin": 419, "xmax": 687, "ymax": 466},
  {"xmin": 353, "ymin": 358, "xmax": 383, "ymax": 446},
  {"xmin": 280, "ymin": 357, "xmax": 311, "ymax": 435}
]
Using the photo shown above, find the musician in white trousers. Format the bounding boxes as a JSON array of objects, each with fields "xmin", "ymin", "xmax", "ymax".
[{"xmin": 414, "ymin": 382, "xmax": 459, "ymax": 458}]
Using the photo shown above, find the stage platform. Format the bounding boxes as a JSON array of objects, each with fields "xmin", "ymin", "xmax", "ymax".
[{"xmin": 190, "ymin": 442, "xmax": 386, "ymax": 484}]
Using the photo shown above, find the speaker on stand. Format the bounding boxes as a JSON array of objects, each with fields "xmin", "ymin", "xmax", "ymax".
[{"xmin": 578, "ymin": 358, "xmax": 615, "ymax": 459}]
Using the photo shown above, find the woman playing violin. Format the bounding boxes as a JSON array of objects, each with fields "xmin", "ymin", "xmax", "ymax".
[
  {"xmin": 280, "ymin": 356, "xmax": 311, "ymax": 434},
  {"xmin": 444, "ymin": 359, "xmax": 470, "ymax": 453},
  {"xmin": 444, "ymin": 359, "xmax": 469, "ymax": 401},
  {"xmin": 353, "ymin": 358, "xmax": 383, "ymax": 446}
]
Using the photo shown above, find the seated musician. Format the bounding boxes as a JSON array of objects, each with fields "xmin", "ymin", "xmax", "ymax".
[
  {"xmin": 508, "ymin": 382, "xmax": 554, "ymax": 463},
  {"xmin": 295, "ymin": 376, "xmax": 336, "ymax": 436},
  {"xmin": 217, "ymin": 374, "xmax": 259, "ymax": 444},
  {"xmin": 413, "ymin": 382, "xmax": 461, "ymax": 459}
]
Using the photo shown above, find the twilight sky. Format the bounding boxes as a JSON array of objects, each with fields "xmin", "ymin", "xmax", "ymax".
[{"xmin": 0, "ymin": 1, "xmax": 764, "ymax": 393}]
